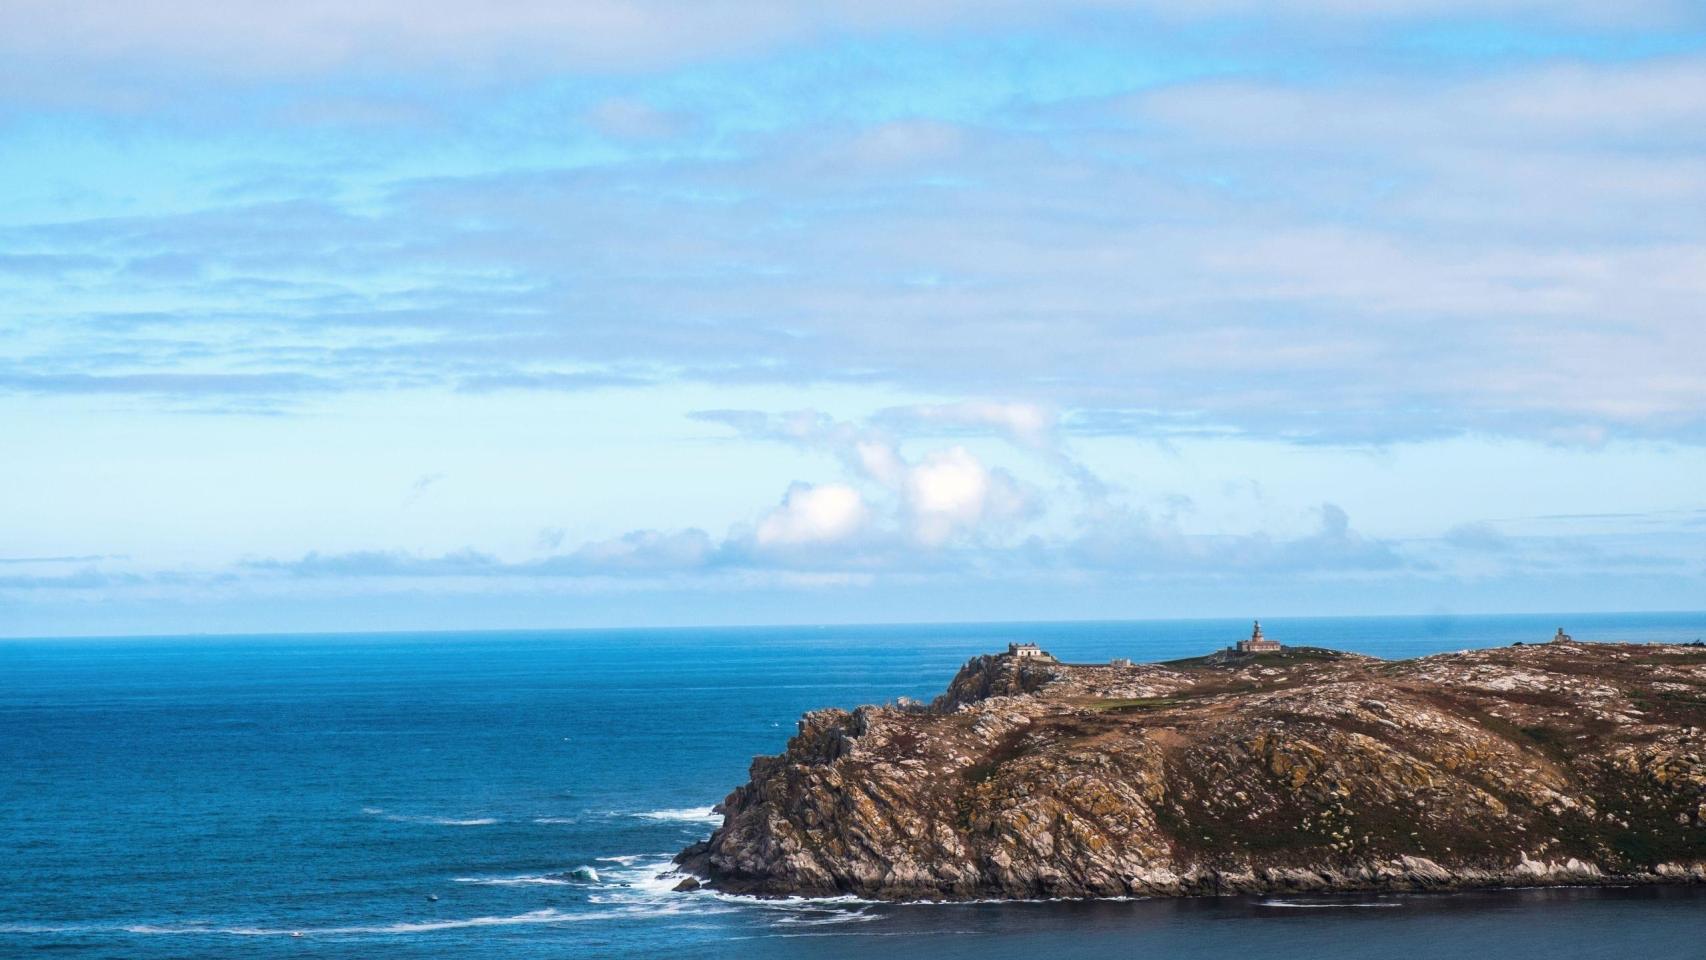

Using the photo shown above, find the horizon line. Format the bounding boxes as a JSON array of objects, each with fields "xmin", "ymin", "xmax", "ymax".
[{"xmin": 6, "ymin": 607, "xmax": 1704, "ymax": 643}]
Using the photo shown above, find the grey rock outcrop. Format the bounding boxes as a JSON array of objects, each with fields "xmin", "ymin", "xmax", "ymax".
[{"xmin": 677, "ymin": 642, "xmax": 1706, "ymax": 900}]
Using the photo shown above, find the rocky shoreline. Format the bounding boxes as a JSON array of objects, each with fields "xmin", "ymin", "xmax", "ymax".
[{"xmin": 675, "ymin": 639, "xmax": 1706, "ymax": 901}]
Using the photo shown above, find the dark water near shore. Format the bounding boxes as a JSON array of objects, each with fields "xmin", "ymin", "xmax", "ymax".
[{"xmin": 4, "ymin": 612, "xmax": 1706, "ymax": 959}]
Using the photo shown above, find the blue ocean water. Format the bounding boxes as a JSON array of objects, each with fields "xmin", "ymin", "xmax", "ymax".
[{"xmin": 4, "ymin": 613, "xmax": 1706, "ymax": 959}]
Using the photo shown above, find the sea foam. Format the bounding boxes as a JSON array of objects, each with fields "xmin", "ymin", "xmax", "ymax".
[
  {"xmin": 122, "ymin": 909, "xmax": 587, "ymax": 935},
  {"xmin": 26, "ymin": 904, "xmax": 722, "ymax": 938},
  {"xmin": 1258, "ymin": 899, "xmax": 1404, "ymax": 909},
  {"xmin": 631, "ymin": 806, "xmax": 721, "ymax": 824},
  {"xmin": 362, "ymin": 807, "xmax": 499, "ymax": 826}
]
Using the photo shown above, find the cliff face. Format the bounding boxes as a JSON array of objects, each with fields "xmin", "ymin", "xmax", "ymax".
[{"xmin": 675, "ymin": 641, "xmax": 1706, "ymax": 900}]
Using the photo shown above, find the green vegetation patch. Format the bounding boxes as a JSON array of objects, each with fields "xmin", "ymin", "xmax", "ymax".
[
  {"xmin": 1256, "ymin": 647, "xmax": 1345, "ymax": 664},
  {"xmin": 960, "ymin": 728, "xmax": 1035, "ymax": 784},
  {"xmin": 1517, "ymin": 725, "xmax": 1571, "ymax": 750},
  {"xmin": 1626, "ymin": 649, "xmax": 1706, "ymax": 666}
]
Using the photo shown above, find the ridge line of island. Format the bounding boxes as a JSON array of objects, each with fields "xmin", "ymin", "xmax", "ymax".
[{"xmin": 671, "ymin": 624, "xmax": 1706, "ymax": 901}]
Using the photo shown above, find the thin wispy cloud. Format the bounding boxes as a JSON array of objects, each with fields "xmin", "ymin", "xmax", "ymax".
[
  {"xmin": 8, "ymin": 59, "xmax": 1705, "ymax": 441},
  {"xmin": 403, "ymin": 472, "xmax": 447, "ymax": 505}
]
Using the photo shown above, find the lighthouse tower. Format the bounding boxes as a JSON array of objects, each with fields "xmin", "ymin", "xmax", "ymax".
[{"xmin": 1236, "ymin": 620, "xmax": 1282, "ymax": 654}]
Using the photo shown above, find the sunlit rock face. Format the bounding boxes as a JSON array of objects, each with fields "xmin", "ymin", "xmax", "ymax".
[{"xmin": 677, "ymin": 641, "xmax": 1706, "ymax": 900}]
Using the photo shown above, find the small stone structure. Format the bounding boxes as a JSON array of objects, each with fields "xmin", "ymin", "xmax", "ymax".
[
  {"xmin": 1235, "ymin": 620, "xmax": 1282, "ymax": 654},
  {"xmin": 1109, "ymin": 657, "xmax": 1134, "ymax": 668},
  {"xmin": 1552, "ymin": 627, "xmax": 1573, "ymax": 644},
  {"xmin": 1007, "ymin": 642, "xmax": 1052, "ymax": 660}
]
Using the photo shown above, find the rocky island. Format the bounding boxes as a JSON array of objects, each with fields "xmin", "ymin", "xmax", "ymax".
[{"xmin": 675, "ymin": 633, "xmax": 1706, "ymax": 900}]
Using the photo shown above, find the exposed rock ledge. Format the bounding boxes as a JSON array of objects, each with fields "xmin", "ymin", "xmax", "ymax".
[{"xmin": 675, "ymin": 640, "xmax": 1706, "ymax": 900}]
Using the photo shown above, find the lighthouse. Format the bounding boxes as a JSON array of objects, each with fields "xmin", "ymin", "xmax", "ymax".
[{"xmin": 1236, "ymin": 620, "xmax": 1282, "ymax": 654}]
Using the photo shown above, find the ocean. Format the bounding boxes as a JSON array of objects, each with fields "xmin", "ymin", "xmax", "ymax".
[{"xmin": 4, "ymin": 613, "xmax": 1706, "ymax": 959}]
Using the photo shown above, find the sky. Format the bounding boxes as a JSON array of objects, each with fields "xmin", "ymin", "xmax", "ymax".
[{"xmin": 3, "ymin": 1, "xmax": 1705, "ymax": 637}]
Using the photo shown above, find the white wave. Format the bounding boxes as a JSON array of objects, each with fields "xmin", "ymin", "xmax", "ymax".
[
  {"xmin": 597, "ymin": 853, "xmax": 693, "ymax": 896},
  {"xmin": 583, "ymin": 853, "xmax": 755, "ymax": 922},
  {"xmin": 605, "ymin": 854, "xmax": 884, "ymax": 920},
  {"xmin": 770, "ymin": 911, "xmax": 881, "ymax": 926},
  {"xmin": 532, "ymin": 816, "xmax": 579, "ymax": 824},
  {"xmin": 123, "ymin": 909, "xmax": 591, "ymax": 936},
  {"xmin": 704, "ymin": 888, "xmax": 880, "ymax": 907},
  {"xmin": 769, "ymin": 929, "xmax": 980, "ymax": 939},
  {"xmin": 456, "ymin": 864, "xmax": 601, "ymax": 886},
  {"xmin": 1258, "ymin": 899, "xmax": 1404, "ymax": 909},
  {"xmin": 0, "ymin": 923, "xmax": 98, "ymax": 934},
  {"xmin": 3, "ymin": 852, "xmax": 865, "ymax": 942},
  {"xmin": 362, "ymin": 807, "xmax": 498, "ymax": 826},
  {"xmin": 100, "ymin": 903, "xmax": 731, "ymax": 938},
  {"xmin": 631, "ymin": 806, "xmax": 721, "ymax": 824}
]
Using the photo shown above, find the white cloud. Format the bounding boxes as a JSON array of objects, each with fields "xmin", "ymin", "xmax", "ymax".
[
  {"xmin": 854, "ymin": 439, "xmax": 906, "ymax": 488},
  {"xmin": 755, "ymin": 482, "xmax": 869, "ymax": 547},
  {"xmin": 903, "ymin": 446, "xmax": 1030, "ymax": 546},
  {"xmin": 692, "ymin": 406, "xmax": 1051, "ymax": 549}
]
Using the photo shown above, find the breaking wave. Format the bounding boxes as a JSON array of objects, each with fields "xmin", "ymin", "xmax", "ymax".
[
  {"xmin": 455, "ymin": 866, "xmax": 599, "ymax": 886},
  {"xmin": 1258, "ymin": 899, "xmax": 1405, "ymax": 909},
  {"xmin": 453, "ymin": 875, "xmax": 576, "ymax": 887},
  {"xmin": 770, "ymin": 911, "xmax": 883, "ymax": 926},
  {"xmin": 631, "ymin": 807, "xmax": 721, "ymax": 824},
  {"xmin": 0, "ymin": 852, "xmax": 877, "ymax": 942},
  {"xmin": 361, "ymin": 807, "xmax": 499, "ymax": 826}
]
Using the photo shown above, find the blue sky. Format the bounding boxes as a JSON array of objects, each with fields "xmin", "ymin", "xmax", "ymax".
[{"xmin": 3, "ymin": 1, "xmax": 1705, "ymax": 636}]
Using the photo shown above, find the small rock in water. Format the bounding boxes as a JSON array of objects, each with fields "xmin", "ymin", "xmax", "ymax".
[{"xmin": 674, "ymin": 876, "xmax": 702, "ymax": 892}]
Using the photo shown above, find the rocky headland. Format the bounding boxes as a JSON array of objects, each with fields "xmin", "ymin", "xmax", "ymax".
[{"xmin": 675, "ymin": 638, "xmax": 1706, "ymax": 900}]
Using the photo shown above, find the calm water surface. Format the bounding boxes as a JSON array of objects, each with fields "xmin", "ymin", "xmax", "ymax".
[{"xmin": 4, "ymin": 613, "xmax": 1706, "ymax": 958}]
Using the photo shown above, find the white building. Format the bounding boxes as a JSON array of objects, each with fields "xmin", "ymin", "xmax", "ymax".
[{"xmin": 1007, "ymin": 642, "xmax": 1052, "ymax": 660}]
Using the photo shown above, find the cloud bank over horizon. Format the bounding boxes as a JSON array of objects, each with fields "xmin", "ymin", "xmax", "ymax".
[{"xmin": 3, "ymin": 2, "xmax": 1704, "ymax": 635}]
